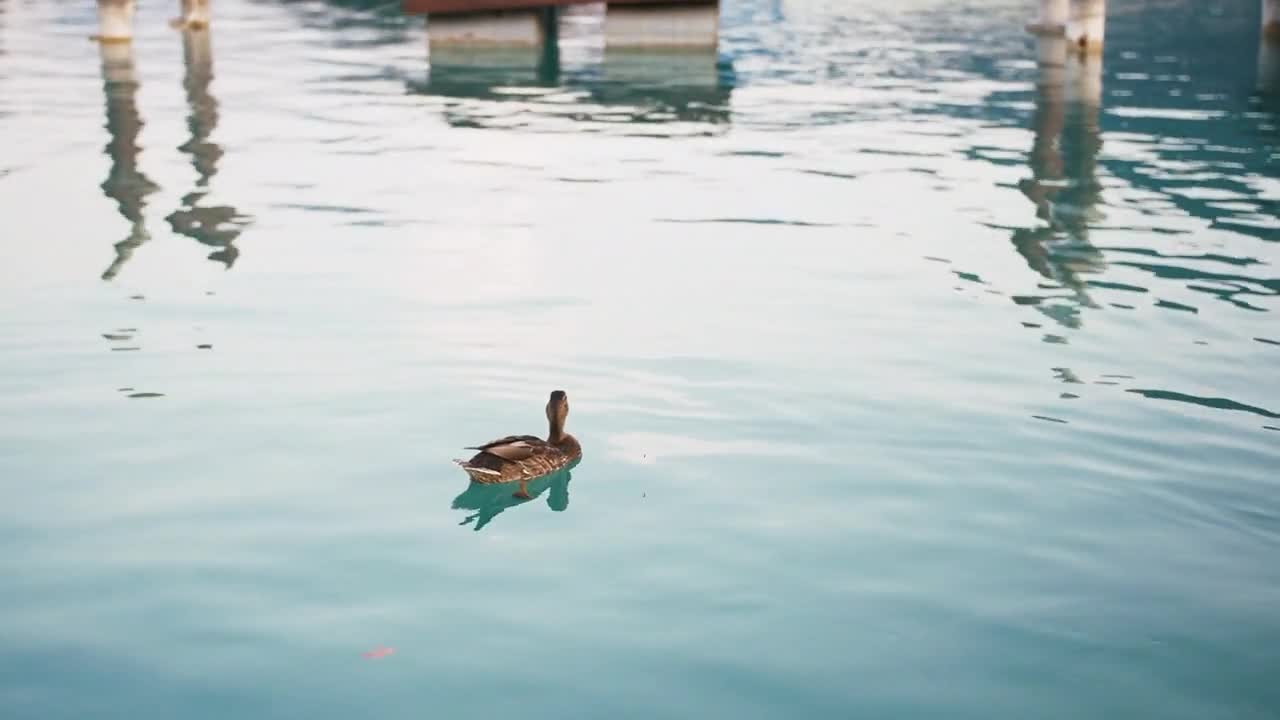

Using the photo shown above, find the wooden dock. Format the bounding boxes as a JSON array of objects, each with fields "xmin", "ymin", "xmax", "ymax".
[
  {"xmin": 87, "ymin": 1, "xmax": 1280, "ymax": 96},
  {"xmin": 402, "ymin": 0, "xmax": 714, "ymax": 15},
  {"xmin": 403, "ymin": 0, "xmax": 719, "ymax": 49}
]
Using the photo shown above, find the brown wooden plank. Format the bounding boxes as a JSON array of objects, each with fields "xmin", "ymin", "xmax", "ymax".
[{"xmin": 403, "ymin": 0, "xmax": 714, "ymax": 16}]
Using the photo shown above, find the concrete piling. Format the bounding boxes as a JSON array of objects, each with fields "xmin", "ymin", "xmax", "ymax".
[
  {"xmin": 95, "ymin": 0, "xmax": 136, "ymax": 43},
  {"xmin": 605, "ymin": 1, "xmax": 718, "ymax": 48},
  {"xmin": 1027, "ymin": 0, "xmax": 1069, "ymax": 35},
  {"xmin": 1066, "ymin": 0, "xmax": 1106, "ymax": 53},
  {"xmin": 427, "ymin": 7, "xmax": 557, "ymax": 48}
]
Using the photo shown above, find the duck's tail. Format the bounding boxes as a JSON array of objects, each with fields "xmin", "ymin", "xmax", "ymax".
[{"xmin": 453, "ymin": 458, "xmax": 502, "ymax": 483}]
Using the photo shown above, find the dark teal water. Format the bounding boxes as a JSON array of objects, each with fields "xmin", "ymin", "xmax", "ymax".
[{"xmin": 2, "ymin": 1, "xmax": 1278, "ymax": 718}]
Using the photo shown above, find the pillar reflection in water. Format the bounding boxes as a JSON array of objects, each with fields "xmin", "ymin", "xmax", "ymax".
[
  {"xmin": 166, "ymin": 24, "xmax": 251, "ymax": 269},
  {"xmin": 172, "ymin": 0, "xmax": 211, "ymax": 30},
  {"xmin": 98, "ymin": 38, "xmax": 159, "ymax": 281},
  {"xmin": 1013, "ymin": 36, "xmax": 1106, "ymax": 326},
  {"xmin": 598, "ymin": 47, "xmax": 731, "ymax": 127},
  {"xmin": 1261, "ymin": 33, "xmax": 1280, "ymax": 95},
  {"xmin": 412, "ymin": 7, "xmax": 732, "ymax": 132}
]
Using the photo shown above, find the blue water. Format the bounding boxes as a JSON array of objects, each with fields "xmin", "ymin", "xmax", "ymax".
[{"xmin": 1, "ymin": 0, "xmax": 1278, "ymax": 717}]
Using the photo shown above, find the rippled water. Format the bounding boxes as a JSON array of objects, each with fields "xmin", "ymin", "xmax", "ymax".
[{"xmin": 2, "ymin": 0, "xmax": 1278, "ymax": 717}]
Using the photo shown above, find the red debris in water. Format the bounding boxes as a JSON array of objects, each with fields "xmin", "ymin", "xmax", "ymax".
[{"xmin": 362, "ymin": 646, "xmax": 395, "ymax": 659}]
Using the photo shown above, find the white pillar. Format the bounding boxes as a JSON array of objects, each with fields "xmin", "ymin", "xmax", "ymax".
[
  {"xmin": 96, "ymin": 0, "xmax": 135, "ymax": 43},
  {"xmin": 1066, "ymin": 0, "xmax": 1106, "ymax": 53},
  {"xmin": 174, "ymin": 0, "xmax": 211, "ymax": 30},
  {"xmin": 428, "ymin": 9, "xmax": 551, "ymax": 48},
  {"xmin": 1260, "ymin": 1, "xmax": 1280, "ymax": 93},
  {"xmin": 1027, "ymin": 0, "xmax": 1069, "ymax": 34},
  {"xmin": 605, "ymin": 2, "xmax": 718, "ymax": 49}
]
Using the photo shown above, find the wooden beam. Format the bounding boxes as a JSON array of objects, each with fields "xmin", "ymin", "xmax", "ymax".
[{"xmin": 404, "ymin": 0, "xmax": 712, "ymax": 16}]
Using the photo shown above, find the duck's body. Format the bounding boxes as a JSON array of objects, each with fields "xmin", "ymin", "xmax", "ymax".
[{"xmin": 454, "ymin": 390, "xmax": 582, "ymax": 498}]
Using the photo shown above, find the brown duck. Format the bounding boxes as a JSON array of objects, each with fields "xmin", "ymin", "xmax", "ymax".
[{"xmin": 454, "ymin": 390, "xmax": 582, "ymax": 499}]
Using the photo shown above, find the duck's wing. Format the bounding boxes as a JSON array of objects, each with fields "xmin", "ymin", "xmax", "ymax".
[
  {"xmin": 466, "ymin": 435, "xmax": 545, "ymax": 462},
  {"xmin": 469, "ymin": 434, "xmax": 542, "ymax": 450}
]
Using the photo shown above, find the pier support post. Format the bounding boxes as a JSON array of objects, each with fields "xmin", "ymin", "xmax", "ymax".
[
  {"xmin": 174, "ymin": 0, "xmax": 211, "ymax": 30},
  {"xmin": 428, "ymin": 8, "xmax": 556, "ymax": 48},
  {"xmin": 605, "ymin": 1, "xmax": 718, "ymax": 49},
  {"xmin": 1066, "ymin": 0, "xmax": 1106, "ymax": 53},
  {"xmin": 1261, "ymin": 1, "xmax": 1280, "ymax": 93},
  {"xmin": 1027, "ymin": 0, "xmax": 1069, "ymax": 35},
  {"xmin": 95, "ymin": 0, "xmax": 136, "ymax": 43}
]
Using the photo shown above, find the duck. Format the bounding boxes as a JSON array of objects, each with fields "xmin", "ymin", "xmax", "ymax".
[{"xmin": 454, "ymin": 390, "xmax": 582, "ymax": 499}]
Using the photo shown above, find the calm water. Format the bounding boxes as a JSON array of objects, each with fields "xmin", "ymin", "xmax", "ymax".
[{"xmin": 2, "ymin": 0, "xmax": 1279, "ymax": 717}]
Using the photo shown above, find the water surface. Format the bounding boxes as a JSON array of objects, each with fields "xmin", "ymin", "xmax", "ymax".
[{"xmin": 1, "ymin": 1, "xmax": 1278, "ymax": 718}]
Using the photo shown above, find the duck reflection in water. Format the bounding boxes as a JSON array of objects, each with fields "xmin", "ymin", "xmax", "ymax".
[
  {"xmin": 166, "ymin": 22, "xmax": 250, "ymax": 268},
  {"xmin": 97, "ymin": 38, "xmax": 160, "ymax": 281},
  {"xmin": 1013, "ymin": 35, "xmax": 1107, "ymax": 328},
  {"xmin": 451, "ymin": 467, "xmax": 573, "ymax": 532}
]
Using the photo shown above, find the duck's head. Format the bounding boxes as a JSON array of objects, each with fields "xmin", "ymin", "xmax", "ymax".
[{"xmin": 546, "ymin": 390, "xmax": 569, "ymax": 435}]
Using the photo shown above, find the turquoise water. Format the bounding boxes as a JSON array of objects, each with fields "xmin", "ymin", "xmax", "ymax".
[{"xmin": 2, "ymin": 0, "xmax": 1279, "ymax": 717}]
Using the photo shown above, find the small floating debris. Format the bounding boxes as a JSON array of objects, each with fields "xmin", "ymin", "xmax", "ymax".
[
  {"xmin": 1032, "ymin": 415, "xmax": 1069, "ymax": 424},
  {"xmin": 111, "ymin": 347, "xmax": 141, "ymax": 352},
  {"xmin": 129, "ymin": 295, "xmax": 145, "ymax": 301},
  {"xmin": 127, "ymin": 392, "xmax": 164, "ymax": 399},
  {"xmin": 205, "ymin": 291, "xmax": 216, "ymax": 296},
  {"xmin": 102, "ymin": 333, "xmax": 132, "ymax": 340},
  {"xmin": 196, "ymin": 344, "xmax": 212, "ymax": 350},
  {"xmin": 1255, "ymin": 337, "xmax": 1280, "ymax": 348},
  {"xmin": 117, "ymin": 387, "xmax": 134, "ymax": 392},
  {"xmin": 1194, "ymin": 340, "xmax": 1209, "ymax": 346},
  {"xmin": 362, "ymin": 646, "xmax": 395, "ymax": 659},
  {"xmin": 1060, "ymin": 393, "xmax": 1080, "ymax": 400},
  {"xmin": 1021, "ymin": 322, "xmax": 1042, "ymax": 328},
  {"xmin": 117, "ymin": 327, "xmax": 138, "ymax": 332}
]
